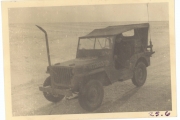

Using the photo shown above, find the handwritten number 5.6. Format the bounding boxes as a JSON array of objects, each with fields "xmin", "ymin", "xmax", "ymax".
[{"xmin": 149, "ymin": 111, "xmax": 170, "ymax": 117}]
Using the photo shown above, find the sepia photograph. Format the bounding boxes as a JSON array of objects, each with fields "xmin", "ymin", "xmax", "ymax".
[{"xmin": 2, "ymin": 0, "xmax": 176, "ymax": 119}]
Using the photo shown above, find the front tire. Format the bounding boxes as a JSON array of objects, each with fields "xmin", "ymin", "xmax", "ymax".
[
  {"xmin": 78, "ymin": 80, "xmax": 104, "ymax": 111},
  {"xmin": 43, "ymin": 76, "xmax": 64, "ymax": 103},
  {"xmin": 132, "ymin": 62, "xmax": 147, "ymax": 87}
]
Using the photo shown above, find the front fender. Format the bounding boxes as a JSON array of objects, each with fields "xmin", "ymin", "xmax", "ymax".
[
  {"xmin": 86, "ymin": 67, "xmax": 111, "ymax": 86},
  {"xmin": 71, "ymin": 67, "xmax": 110, "ymax": 91},
  {"xmin": 71, "ymin": 67, "xmax": 104, "ymax": 88},
  {"xmin": 87, "ymin": 67, "xmax": 105, "ymax": 76}
]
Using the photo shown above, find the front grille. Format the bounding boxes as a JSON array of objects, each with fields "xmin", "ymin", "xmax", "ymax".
[{"xmin": 50, "ymin": 66, "xmax": 73, "ymax": 86}]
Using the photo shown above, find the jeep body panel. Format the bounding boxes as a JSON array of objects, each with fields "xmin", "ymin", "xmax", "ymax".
[{"xmin": 37, "ymin": 22, "xmax": 154, "ymax": 95}]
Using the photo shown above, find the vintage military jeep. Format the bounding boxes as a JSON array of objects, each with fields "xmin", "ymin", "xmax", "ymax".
[{"xmin": 36, "ymin": 23, "xmax": 155, "ymax": 111}]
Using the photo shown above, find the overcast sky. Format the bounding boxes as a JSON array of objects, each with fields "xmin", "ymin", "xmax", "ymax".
[{"xmin": 8, "ymin": 3, "xmax": 168, "ymax": 23}]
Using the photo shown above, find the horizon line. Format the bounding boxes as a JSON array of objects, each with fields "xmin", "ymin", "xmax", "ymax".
[{"xmin": 9, "ymin": 21, "xmax": 169, "ymax": 24}]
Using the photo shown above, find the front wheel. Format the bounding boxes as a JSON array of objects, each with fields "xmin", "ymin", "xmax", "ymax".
[
  {"xmin": 132, "ymin": 62, "xmax": 147, "ymax": 87},
  {"xmin": 43, "ymin": 76, "xmax": 64, "ymax": 103},
  {"xmin": 78, "ymin": 80, "xmax": 104, "ymax": 111}
]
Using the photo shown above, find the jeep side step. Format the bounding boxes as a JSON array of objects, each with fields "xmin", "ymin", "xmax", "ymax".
[{"xmin": 39, "ymin": 86, "xmax": 73, "ymax": 97}]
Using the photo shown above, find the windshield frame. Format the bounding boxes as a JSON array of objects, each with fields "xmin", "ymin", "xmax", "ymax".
[{"xmin": 77, "ymin": 36, "xmax": 114, "ymax": 50}]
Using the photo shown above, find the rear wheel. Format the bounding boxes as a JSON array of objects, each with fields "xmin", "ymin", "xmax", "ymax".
[
  {"xmin": 43, "ymin": 76, "xmax": 64, "ymax": 103},
  {"xmin": 78, "ymin": 80, "xmax": 104, "ymax": 111},
  {"xmin": 132, "ymin": 62, "xmax": 147, "ymax": 87}
]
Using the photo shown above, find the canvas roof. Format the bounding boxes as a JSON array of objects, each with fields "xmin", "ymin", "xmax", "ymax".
[{"xmin": 80, "ymin": 23, "xmax": 149, "ymax": 38}]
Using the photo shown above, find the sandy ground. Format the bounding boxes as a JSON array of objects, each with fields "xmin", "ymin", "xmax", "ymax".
[{"xmin": 9, "ymin": 22, "xmax": 172, "ymax": 116}]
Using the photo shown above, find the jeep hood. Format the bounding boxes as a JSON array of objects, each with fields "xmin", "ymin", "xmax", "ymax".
[{"xmin": 53, "ymin": 57, "xmax": 103, "ymax": 67}]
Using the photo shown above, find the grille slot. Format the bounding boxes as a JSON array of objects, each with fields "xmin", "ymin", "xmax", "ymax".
[{"xmin": 51, "ymin": 66, "xmax": 73, "ymax": 86}]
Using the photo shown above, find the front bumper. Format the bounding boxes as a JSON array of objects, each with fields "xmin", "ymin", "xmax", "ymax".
[{"xmin": 39, "ymin": 86, "xmax": 73, "ymax": 96}]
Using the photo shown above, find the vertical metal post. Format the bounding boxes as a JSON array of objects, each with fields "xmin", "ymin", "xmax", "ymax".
[
  {"xmin": 36, "ymin": 25, "xmax": 51, "ymax": 67},
  {"xmin": 94, "ymin": 38, "xmax": 96, "ymax": 49}
]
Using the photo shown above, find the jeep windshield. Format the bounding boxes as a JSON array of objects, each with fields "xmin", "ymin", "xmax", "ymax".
[
  {"xmin": 76, "ymin": 37, "xmax": 113, "ymax": 58},
  {"xmin": 78, "ymin": 37, "xmax": 113, "ymax": 50}
]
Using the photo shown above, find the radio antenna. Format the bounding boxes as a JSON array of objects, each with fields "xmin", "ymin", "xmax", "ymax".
[
  {"xmin": 146, "ymin": 3, "xmax": 153, "ymax": 53},
  {"xmin": 146, "ymin": 3, "xmax": 151, "ymax": 42}
]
